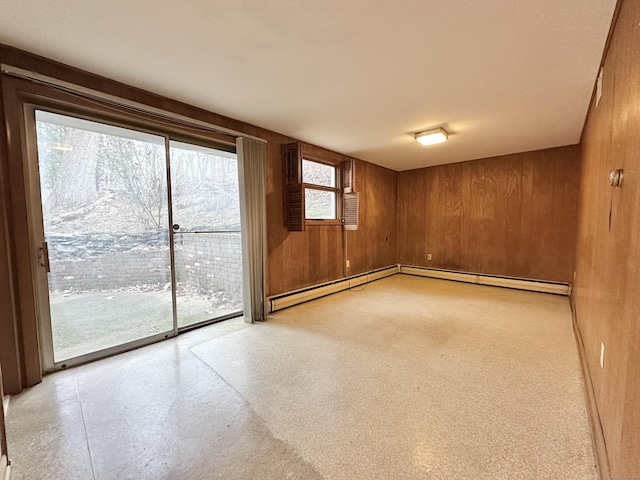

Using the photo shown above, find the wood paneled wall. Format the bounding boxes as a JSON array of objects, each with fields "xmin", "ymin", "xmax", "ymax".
[
  {"xmin": 266, "ymin": 143, "xmax": 345, "ymax": 296},
  {"xmin": 0, "ymin": 44, "xmax": 397, "ymax": 392},
  {"xmin": 398, "ymin": 146, "xmax": 581, "ymax": 283},
  {"xmin": 574, "ymin": 0, "xmax": 640, "ymax": 476},
  {"xmin": 267, "ymin": 148, "xmax": 398, "ymax": 295},
  {"xmin": 344, "ymin": 160, "xmax": 397, "ymax": 276}
]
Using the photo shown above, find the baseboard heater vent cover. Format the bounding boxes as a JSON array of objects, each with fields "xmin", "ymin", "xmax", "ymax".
[
  {"xmin": 399, "ymin": 266, "xmax": 571, "ymax": 295},
  {"xmin": 268, "ymin": 265, "xmax": 399, "ymax": 313}
]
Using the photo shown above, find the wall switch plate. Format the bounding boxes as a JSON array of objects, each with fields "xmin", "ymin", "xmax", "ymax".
[
  {"xmin": 346, "ymin": 260, "xmax": 350, "ymax": 268},
  {"xmin": 600, "ymin": 342, "xmax": 605, "ymax": 368},
  {"xmin": 427, "ymin": 254, "xmax": 432, "ymax": 261}
]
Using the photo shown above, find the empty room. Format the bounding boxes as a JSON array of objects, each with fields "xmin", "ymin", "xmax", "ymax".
[{"xmin": 0, "ymin": 0, "xmax": 638, "ymax": 479}]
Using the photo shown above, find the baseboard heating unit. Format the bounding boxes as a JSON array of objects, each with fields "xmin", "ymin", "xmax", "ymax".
[
  {"xmin": 399, "ymin": 266, "xmax": 571, "ymax": 295},
  {"xmin": 268, "ymin": 264, "xmax": 570, "ymax": 313},
  {"xmin": 268, "ymin": 265, "xmax": 399, "ymax": 313}
]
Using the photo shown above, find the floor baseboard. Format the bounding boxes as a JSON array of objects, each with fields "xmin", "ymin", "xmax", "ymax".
[
  {"xmin": 400, "ymin": 265, "xmax": 571, "ymax": 295},
  {"xmin": 268, "ymin": 265, "xmax": 399, "ymax": 312},
  {"xmin": 269, "ymin": 265, "xmax": 572, "ymax": 313},
  {"xmin": 569, "ymin": 295, "xmax": 610, "ymax": 480}
]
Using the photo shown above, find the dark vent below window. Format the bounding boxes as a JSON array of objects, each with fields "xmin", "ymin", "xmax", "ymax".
[{"xmin": 343, "ymin": 192, "xmax": 359, "ymax": 230}]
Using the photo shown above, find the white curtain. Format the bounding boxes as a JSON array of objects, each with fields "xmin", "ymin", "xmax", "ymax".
[{"xmin": 237, "ymin": 137, "xmax": 267, "ymax": 322}]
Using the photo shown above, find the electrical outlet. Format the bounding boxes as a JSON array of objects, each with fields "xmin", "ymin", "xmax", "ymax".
[
  {"xmin": 600, "ymin": 342, "xmax": 605, "ymax": 368},
  {"xmin": 346, "ymin": 260, "xmax": 350, "ymax": 268},
  {"xmin": 427, "ymin": 254, "xmax": 432, "ymax": 261}
]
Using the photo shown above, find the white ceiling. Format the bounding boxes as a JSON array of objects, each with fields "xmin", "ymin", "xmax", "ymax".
[{"xmin": 0, "ymin": 0, "xmax": 617, "ymax": 171}]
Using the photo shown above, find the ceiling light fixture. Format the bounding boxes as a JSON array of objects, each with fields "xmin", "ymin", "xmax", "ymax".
[{"xmin": 414, "ymin": 127, "xmax": 448, "ymax": 146}]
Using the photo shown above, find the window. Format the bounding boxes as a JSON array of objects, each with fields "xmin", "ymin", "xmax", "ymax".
[
  {"xmin": 283, "ymin": 142, "xmax": 347, "ymax": 231},
  {"xmin": 302, "ymin": 159, "xmax": 338, "ymax": 220}
]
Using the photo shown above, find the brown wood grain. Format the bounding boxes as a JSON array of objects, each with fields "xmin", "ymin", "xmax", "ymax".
[
  {"xmin": 1, "ymin": 77, "xmax": 44, "ymax": 390},
  {"xmin": 397, "ymin": 146, "xmax": 581, "ymax": 283},
  {"xmin": 3, "ymin": 19, "xmax": 637, "ymax": 477},
  {"xmin": 0, "ymin": 77, "xmax": 23, "ymax": 395},
  {"xmin": 573, "ymin": 0, "xmax": 640, "ymax": 476},
  {"xmin": 346, "ymin": 160, "xmax": 398, "ymax": 277},
  {"xmin": 0, "ymin": 44, "xmax": 398, "ymax": 392},
  {"xmin": 267, "ymin": 139, "xmax": 399, "ymax": 296}
]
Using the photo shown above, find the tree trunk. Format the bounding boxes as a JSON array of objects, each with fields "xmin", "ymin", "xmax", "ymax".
[{"xmin": 51, "ymin": 129, "xmax": 99, "ymax": 212}]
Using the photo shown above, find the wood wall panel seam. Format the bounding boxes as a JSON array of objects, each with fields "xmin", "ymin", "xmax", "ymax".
[
  {"xmin": 397, "ymin": 145, "xmax": 580, "ymax": 283},
  {"xmin": 0, "ymin": 45, "xmax": 401, "ymax": 394},
  {"xmin": 573, "ymin": 0, "xmax": 640, "ymax": 475},
  {"xmin": 570, "ymin": 295, "xmax": 611, "ymax": 480}
]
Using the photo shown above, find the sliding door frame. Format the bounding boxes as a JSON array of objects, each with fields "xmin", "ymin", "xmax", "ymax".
[
  {"xmin": 24, "ymin": 104, "xmax": 185, "ymax": 371},
  {"xmin": 3, "ymin": 75, "xmax": 241, "ymax": 376},
  {"xmin": 168, "ymin": 138, "xmax": 244, "ymax": 331}
]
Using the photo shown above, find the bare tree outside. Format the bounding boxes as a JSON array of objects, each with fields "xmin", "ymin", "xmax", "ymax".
[
  {"xmin": 100, "ymin": 136, "xmax": 168, "ymax": 229},
  {"xmin": 35, "ymin": 111, "xmax": 243, "ymax": 360},
  {"xmin": 36, "ymin": 122, "xmax": 240, "ymax": 235},
  {"xmin": 170, "ymin": 145, "xmax": 240, "ymax": 231}
]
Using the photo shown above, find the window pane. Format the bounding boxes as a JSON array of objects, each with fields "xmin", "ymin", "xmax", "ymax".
[
  {"xmin": 302, "ymin": 159, "xmax": 336, "ymax": 187},
  {"xmin": 169, "ymin": 141, "xmax": 240, "ymax": 232},
  {"xmin": 169, "ymin": 141, "xmax": 243, "ymax": 328},
  {"xmin": 34, "ymin": 110, "xmax": 173, "ymax": 362},
  {"xmin": 305, "ymin": 188, "xmax": 336, "ymax": 219}
]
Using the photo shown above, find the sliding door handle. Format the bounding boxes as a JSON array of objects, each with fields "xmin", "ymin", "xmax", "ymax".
[{"xmin": 37, "ymin": 242, "xmax": 51, "ymax": 273}]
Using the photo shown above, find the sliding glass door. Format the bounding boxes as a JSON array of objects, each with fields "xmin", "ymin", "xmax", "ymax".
[
  {"xmin": 30, "ymin": 109, "xmax": 242, "ymax": 368},
  {"xmin": 169, "ymin": 141, "xmax": 243, "ymax": 328},
  {"xmin": 34, "ymin": 111, "xmax": 174, "ymax": 363}
]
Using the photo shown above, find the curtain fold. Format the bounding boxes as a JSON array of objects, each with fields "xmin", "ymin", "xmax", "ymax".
[{"xmin": 236, "ymin": 137, "xmax": 267, "ymax": 322}]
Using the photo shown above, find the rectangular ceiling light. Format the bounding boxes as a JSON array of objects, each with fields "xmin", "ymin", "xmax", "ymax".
[{"xmin": 415, "ymin": 127, "xmax": 448, "ymax": 146}]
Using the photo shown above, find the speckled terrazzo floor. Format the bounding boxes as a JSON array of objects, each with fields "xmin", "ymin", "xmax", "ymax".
[{"xmin": 5, "ymin": 275, "xmax": 596, "ymax": 479}]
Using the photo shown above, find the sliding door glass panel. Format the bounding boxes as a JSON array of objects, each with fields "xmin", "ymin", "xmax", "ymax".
[
  {"xmin": 169, "ymin": 141, "xmax": 243, "ymax": 328},
  {"xmin": 35, "ymin": 111, "xmax": 173, "ymax": 362}
]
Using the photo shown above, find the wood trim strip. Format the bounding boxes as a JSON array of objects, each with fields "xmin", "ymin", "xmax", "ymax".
[
  {"xmin": 569, "ymin": 295, "xmax": 611, "ymax": 480},
  {"xmin": 0, "ymin": 363, "xmax": 7, "ymax": 464},
  {"xmin": 1, "ymin": 77, "xmax": 44, "ymax": 389},
  {"xmin": 579, "ymin": 0, "xmax": 624, "ymax": 143},
  {"xmin": 306, "ymin": 220, "xmax": 342, "ymax": 226},
  {"xmin": 0, "ymin": 77, "xmax": 23, "ymax": 395},
  {"xmin": 302, "ymin": 184, "xmax": 338, "ymax": 193},
  {"xmin": 1, "ymin": 64, "xmax": 267, "ymax": 143}
]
